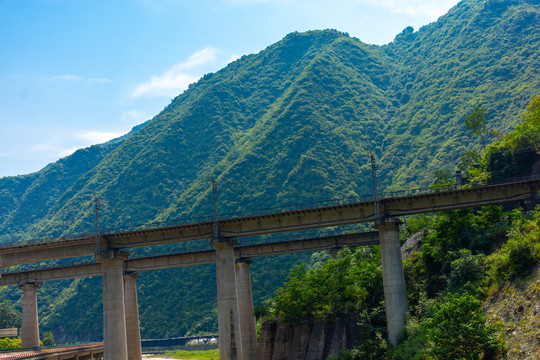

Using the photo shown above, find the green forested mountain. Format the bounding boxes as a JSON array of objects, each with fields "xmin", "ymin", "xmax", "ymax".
[{"xmin": 0, "ymin": 0, "xmax": 538, "ymax": 341}]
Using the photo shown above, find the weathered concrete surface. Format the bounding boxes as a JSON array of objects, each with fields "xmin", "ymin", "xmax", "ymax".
[
  {"xmin": 0, "ymin": 232, "xmax": 378, "ymax": 287},
  {"xmin": 101, "ymin": 254, "xmax": 129, "ymax": 360},
  {"xmin": 20, "ymin": 282, "xmax": 41, "ymax": 348},
  {"xmin": 0, "ymin": 240, "xmax": 95, "ymax": 269},
  {"xmin": 214, "ymin": 240, "xmax": 243, "ymax": 360},
  {"xmin": 124, "ymin": 272, "xmax": 142, "ymax": 360},
  {"xmin": 378, "ymin": 219, "xmax": 407, "ymax": 346},
  {"xmin": 235, "ymin": 259, "xmax": 257, "ymax": 360},
  {"xmin": 257, "ymin": 320, "xmax": 363, "ymax": 360}
]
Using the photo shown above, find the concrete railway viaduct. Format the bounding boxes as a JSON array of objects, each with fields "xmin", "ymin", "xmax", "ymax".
[{"xmin": 0, "ymin": 177, "xmax": 538, "ymax": 360}]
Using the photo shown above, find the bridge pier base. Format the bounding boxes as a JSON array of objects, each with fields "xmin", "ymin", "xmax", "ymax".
[
  {"xmin": 236, "ymin": 258, "xmax": 257, "ymax": 360},
  {"xmin": 124, "ymin": 272, "xmax": 142, "ymax": 360},
  {"xmin": 100, "ymin": 252, "xmax": 129, "ymax": 360},
  {"xmin": 214, "ymin": 240, "xmax": 243, "ymax": 360},
  {"xmin": 377, "ymin": 219, "xmax": 407, "ymax": 346},
  {"xmin": 20, "ymin": 282, "xmax": 41, "ymax": 348}
]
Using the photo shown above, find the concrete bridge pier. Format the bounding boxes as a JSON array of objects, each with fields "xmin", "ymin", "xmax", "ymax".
[
  {"xmin": 235, "ymin": 258, "xmax": 257, "ymax": 360},
  {"xmin": 20, "ymin": 282, "xmax": 41, "ymax": 348},
  {"xmin": 213, "ymin": 239, "xmax": 243, "ymax": 360},
  {"xmin": 124, "ymin": 272, "xmax": 142, "ymax": 360},
  {"xmin": 100, "ymin": 252, "xmax": 129, "ymax": 360},
  {"xmin": 377, "ymin": 218, "xmax": 407, "ymax": 346}
]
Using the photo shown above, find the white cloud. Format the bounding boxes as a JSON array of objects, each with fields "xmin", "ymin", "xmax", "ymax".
[
  {"xmin": 131, "ymin": 47, "xmax": 218, "ymax": 98},
  {"xmin": 58, "ymin": 147, "xmax": 81, "ymax": 158},
  {"xmin": 121, "ymin": 110, "xmax": 149, "ymax": 124},
  {"xmin": 179, "ymin": 47, "xmax": 219, "ymax": 69},
  {"xmin": 29, "ymin": 130, "xmax": 127, "ymax": 160},
  {"xmin": 132, "ymin": 73, "xmax": 199, "ymax": 98},
  {"xmin": 226, "ymin": 54, "xmax": 242, "ymax": 64},
  {"xmin": 49, "ymin": 75, "xmax": 110, "ymax": 84},
  {"xmin": 79, "ymin": 131, "xmax": 127, "ymax": 143}
]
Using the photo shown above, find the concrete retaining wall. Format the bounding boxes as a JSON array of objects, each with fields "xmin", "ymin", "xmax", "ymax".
[{"xmin": 257, "ymin": 319, "xmax": 364, "ymax": 360}]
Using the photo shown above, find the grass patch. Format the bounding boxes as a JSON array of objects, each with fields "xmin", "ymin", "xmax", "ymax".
[{"xmin": 165, "ymin": 348, "xmax": 219, "ymax": 359}]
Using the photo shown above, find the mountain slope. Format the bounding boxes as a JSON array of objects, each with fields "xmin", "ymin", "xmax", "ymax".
[
  {"xmin": 380, "ymin": 0, "xmax": 540, "ymax": 188},
  {"xmin": 0, "ymin": 0, "xmax": 538, "ymax": 341}
]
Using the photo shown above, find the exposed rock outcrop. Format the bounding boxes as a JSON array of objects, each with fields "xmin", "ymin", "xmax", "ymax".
[
  {"xmin": 256, "ymin": 319, "xmax": 364, "ymax": 360},
  {"xmin": 485, "ymin": 265, "xmax": 540, "ymax": 359}
]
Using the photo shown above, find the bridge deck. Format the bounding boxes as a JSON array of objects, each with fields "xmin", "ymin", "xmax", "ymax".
[
  {"xmin": 0, "ymin": 177, "xmax": 538, "ymax": 269},
  {"xmin": 0, "ymin": 232, "xmax": 379, "ymax": 286}
]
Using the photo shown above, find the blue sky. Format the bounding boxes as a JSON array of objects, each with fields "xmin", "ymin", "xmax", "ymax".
[{"xmin": 0, "ymin": 0, "xmax": 459, "ymax": 178}]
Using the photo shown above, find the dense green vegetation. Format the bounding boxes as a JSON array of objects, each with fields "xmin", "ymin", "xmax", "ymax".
[
  {"xmin": 0, "ymin": 0, "xmax": 538, "ymax": 342},
  {"xmin": 270, "ymin": 247, "xmax": 382, "ymax": 324},
  {"xmin": 266, "ymin": 97, "xmax": 539, "ymax": 358},
  {"xmin": 0, "ymin": 338, "xmax": 21, "ymax": 350},
  {"xmin": 0, "ymin": 300, "xmax": 21, "ymax": 330},
  {"xmin": 472, "ymin": 94, "xmax": 540, "ymax": 181},
  {"xmin": 165, "ymin": 348, "xmax": 219, "ymax": 359}
]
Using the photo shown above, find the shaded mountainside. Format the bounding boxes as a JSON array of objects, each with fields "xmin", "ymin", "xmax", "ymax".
[{"xmin": 0, "ymin": 0, "xmax": 538, "ymax": 341}]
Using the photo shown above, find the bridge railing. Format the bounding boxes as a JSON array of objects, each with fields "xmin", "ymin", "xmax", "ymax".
[{"xmin": 1, "ymin": 174, "xmax": 538, "ymax": 251}]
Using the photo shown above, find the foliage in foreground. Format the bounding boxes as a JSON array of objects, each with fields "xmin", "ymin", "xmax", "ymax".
[
  {"xmin": 0, "ymin": 300, "xmax": 21, "ymax": 330},
  {"xmin": 423, "ymin": 294, "xmax": 501, "ymax": 359},
  {"xmin": 269, "ymin": 247, "xmax": 383, "ymax": 323},
  {"xmin": 486, "ymin": 207, "xmax": 540, "ymax": 284},
  {"xmin": 0, "ymin": 338, "xmax": 21, "ymax": 350},
  {"xmin": 165, "ymin": 348, "xmax": 219, "ymax": 359},
  {"xmin": 469, "ymin": 94, "xmax": 540, "ymax": 182},
  {"xmin": 388, "ymin": 294, "xmax": 502, "ymax": 360}
]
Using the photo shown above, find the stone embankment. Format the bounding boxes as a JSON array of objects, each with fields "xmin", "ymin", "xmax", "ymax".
[{"xmin": 257, "ymin": 319, "xmax": 364, "ymax": 360}]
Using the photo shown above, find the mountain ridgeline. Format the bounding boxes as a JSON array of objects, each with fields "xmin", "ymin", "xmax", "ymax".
[{"xmin": 0, "ymin": 0, "xmax": 538, "ymax": 341}]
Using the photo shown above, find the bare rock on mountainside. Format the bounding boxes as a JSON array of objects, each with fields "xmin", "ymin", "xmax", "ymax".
[
  {"xmin": 401, "ymin": 232, "xmax": 423, "ymax": 261},
  {"xmin": 485, "ymin": 265, "xmax": 540, "ymax": 359}
]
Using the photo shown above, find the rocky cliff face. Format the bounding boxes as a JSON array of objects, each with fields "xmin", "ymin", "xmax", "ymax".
[
  {"xmin": 485, "ymin": 265, "xmax": 540, "ymax": 359},
  {"xmin": 257, "ymin": 319, "xmax": 365, "ymax": 360}
]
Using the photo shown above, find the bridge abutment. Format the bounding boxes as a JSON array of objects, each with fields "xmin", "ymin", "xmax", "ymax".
[
  {"xmin": 20, "ymin": 282, "xmax": 41, "ymax": 348},
  {"xmin": 377, "ymin": 219, "xmax": 407, "ymax": 346},
  {"xmin": 214, "ymin": 240, "xmax": 243, "ymax": 360},
  {"xmin": 100, "ymin": 252, "xmax": 129, "ymax": 360},
  {"xmin": 235, "ymin": 258, "xmax": 257, "ymax": 360},
  {"xmin": 124, "ymin": 272, "xmax": 142, "ymax": 360}
]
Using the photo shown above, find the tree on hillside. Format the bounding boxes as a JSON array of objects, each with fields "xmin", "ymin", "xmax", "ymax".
[
  {"xmin": 0, "ymin": 301, "xmax": 21, "ymax": 329},
  {"xmin": 424, "ymin": 294, "xmax": 502, "ymax": 360},
  {"xmin": 457, "ymin": 150, "xmax": 481, "ymax": 177},
  {"xmin": 465, "ymin": 107, "xmax": 488, "ymax": 149}
]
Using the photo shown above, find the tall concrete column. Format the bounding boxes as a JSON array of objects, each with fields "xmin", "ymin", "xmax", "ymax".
[
  {"xmin": 214, "ymin": 240, "xmax": 243, "ymax": 360},
  {"xmin": 100, "ymin": 253, "xmax": 129, "ymax": 360},
  {"xmin": 20, "ymin": 283, "xmax": 41, "ymax": 348},
  {"xmin": 377, "ymin": 219, "xmax": 407, "ymax": 346},
  {"xmin": 235, "ymin": 258, "xmax": 257, "ymax": 360},
  {"xmin": 123, "ymin": 272, "xmax": 142, "ymax": 360}
]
